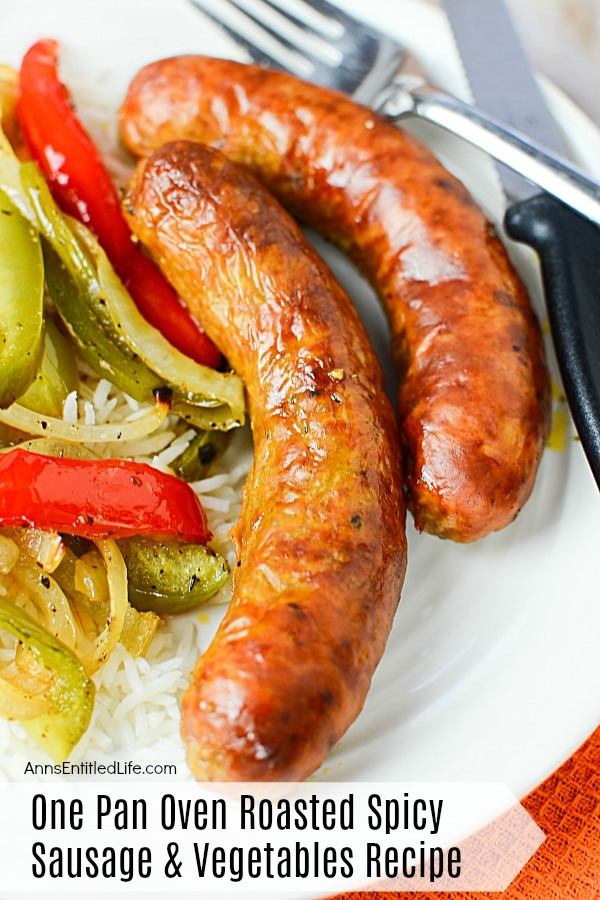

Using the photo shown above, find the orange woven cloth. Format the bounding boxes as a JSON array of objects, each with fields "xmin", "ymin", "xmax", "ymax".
[{"xmin": 332, "ymin": 726, "xmax": 600, "ymax": 900}]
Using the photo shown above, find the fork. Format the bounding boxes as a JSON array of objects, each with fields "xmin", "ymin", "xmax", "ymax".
[{"xmin": 187, "ymin": 0, "xmax": 600, "ymax": 226}]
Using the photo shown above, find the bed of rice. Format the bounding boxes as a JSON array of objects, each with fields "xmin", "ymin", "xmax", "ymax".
[{"xmin": 0, "ymin": 89, "xmax": 254, "ymax": 780}]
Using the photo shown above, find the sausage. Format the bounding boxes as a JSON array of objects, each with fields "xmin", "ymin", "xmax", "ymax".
[
  {"xmin": 124, "ymin": 141, "xmax": 407, "ymax": 781},
  {"xmin": 120, "ymin": 57, "xmax": 551, "ymax": 542}
]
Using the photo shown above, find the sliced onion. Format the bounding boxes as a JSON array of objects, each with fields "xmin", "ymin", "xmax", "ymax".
[
  {"xmin": 82, "ymin": 539, "xmax": 127, "ymax": 673},
  {"xmin": 66, "ymin": 548, "xmax": 157, "ymax": 662},
  {"xmin": 6, "ymin": 528, "xmax": 66, "ymax": 573},
  {"xmin": 0, "ymin": 438, "xmax": 98, "ymax": 459},
  {"xmin": 10, "ymin": 555, "xmax": 78, "ymax": 649},
  {"xmin": 0, "ymin": 644, "xmax": 53, "ymax": 719},
  {"xmin": 14, "ymin": 642, "xmax": 53, "ymax": 693},
  {"xmin": 121, "ymin": 606, "xmax": 159, "ymax": 659},
  {"xmin": 0, "ymin": 397, "xmax": 169, "ymax": 442},
  {"xmin": 0, "ymin": 673, "xmax": 50, "ymax": 719},
  {"xmin": 0, "ymin": 534, "xmax": 18, "ymax": 574},
  {"xmin": 74, "ymin": 549, "xmax": 108, "ymax": 604},
  {"xmin": 0, "ymin": 66, "xmax": 28, "ymax": 161}
]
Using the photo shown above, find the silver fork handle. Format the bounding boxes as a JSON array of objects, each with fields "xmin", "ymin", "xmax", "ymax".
[{"xmin": 377, "ymin": 79, "xmax": 600, "ymax": 225}]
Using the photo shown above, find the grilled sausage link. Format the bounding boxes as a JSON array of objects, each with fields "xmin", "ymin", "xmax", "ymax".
[
  {"xmin": 121, "ymin": 57, "xmax": 550, "ymax": 542},
  {"xmin": 125, "ymin": 141, "xmax": 407, "ymax": 781}
]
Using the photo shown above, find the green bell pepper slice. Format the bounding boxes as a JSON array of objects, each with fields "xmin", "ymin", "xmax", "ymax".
[
  {"xmin": 18, "ymin": 315, "xmax": 78, "ymax": 417},
  {"xmin": 118, "ymin": 537, "xmax": 229, "ymax": 614},
  {"xmin": 0, "ymin": 596, "xmax": 94, "ymax": 762},
  {"xmin": 171, "ymin": 428, "xmax": 230, "ymax": 482},
  {"xmin": 0, "ymin": 187, "xmax": 44, "ymax": 408},
  {"xmin": 43, "ymin": 240, "xmax": 165, "ymax": 403}
]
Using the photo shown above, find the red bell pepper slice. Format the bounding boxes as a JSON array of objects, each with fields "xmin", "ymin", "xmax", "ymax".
[
  {"xmin": 17, "ymin": 39, "xmax": 222, "ymax": 370},
  {"xmin": 0, "ymin": 448, "xmax": 211, "ymax": 543}
]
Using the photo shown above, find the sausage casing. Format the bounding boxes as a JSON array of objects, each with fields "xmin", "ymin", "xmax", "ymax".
[
  {"xmin": 125, "ymin": 141, "xmax": 407, "ymax": 781},
  {"xmin": 120, "ymin": 57, "xmax": 551, "ymax": 542}
]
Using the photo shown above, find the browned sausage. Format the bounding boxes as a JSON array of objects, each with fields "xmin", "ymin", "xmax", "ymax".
[
  {"xmin": 120, "ymin": 57, "xmax": 551, "ymax": 543},
  {"xmin": 124, "ymin": 141, "xmax": 407, "ymax": 781}
]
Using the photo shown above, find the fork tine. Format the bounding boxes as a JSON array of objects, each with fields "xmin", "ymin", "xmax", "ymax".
[
  {"xmin": 234, "ymin": 0, "xmax": 403, "ymax": 77},
  {"xmin": 187, "ymin": 0, "xmax": 406, "ymax": 104},
  {"xmin": 189, "ymin": 0, "xmax": 320, "ymax": 77},
  {"xmin": 263, "ymin": 0, "xmax": 408, "ymax": 101},
  {"xmin": 257, "ymin": 0, "xmax": 345, "ymax": 39},
  {"xmin": 272, "ymin": 0, "xmax": 384, "ymax": 40},
  {"xmin": 239, "ymin": 0, "xmax": 345, "ymax": 66}
]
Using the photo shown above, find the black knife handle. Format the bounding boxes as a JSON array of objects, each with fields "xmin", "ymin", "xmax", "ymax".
[{"xmin": 505, "ymin": 195, "xmax": 600, "ymax": 488}]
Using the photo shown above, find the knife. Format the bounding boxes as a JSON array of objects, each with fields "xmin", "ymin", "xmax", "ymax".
[{"xmin": 441, "ymin": 0, "xmax": 600, "ymax": 489}]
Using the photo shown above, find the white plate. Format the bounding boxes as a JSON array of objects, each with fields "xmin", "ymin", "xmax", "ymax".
[{"xmin": 0, "ymin": 0, "xmax": 599, "ymax": 814}]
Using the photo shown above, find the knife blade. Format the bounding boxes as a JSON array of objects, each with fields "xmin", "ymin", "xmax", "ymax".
[
  {"xmin": 442, "ymin": 0, "xmax": 600, "ymax": 489},
  {"xmin": 441, "ymin": 0, "xmax": 565, "ymax": 200}
]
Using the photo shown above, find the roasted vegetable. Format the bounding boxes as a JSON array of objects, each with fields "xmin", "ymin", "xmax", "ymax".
[
  {"xmin": 24, "ymin": 164, "xmax": 245, "ymax": 431},
  {"xmin": 0, "ymin": 186, "xmax": 44, "ymax": 408},
  {"xmin": 18, "ymin": 315, "xmax": 78, "ymax": 417},
  {"xmin": 0, "ymin": 392, "xmax": 169, "ymax": 442},
  {"xmin": 0, "ymin": 596, "xmax": 94, "ymax": 762},
  {"xmin": 119, "ymin": 537, "xmax": 229, "ymax": 614},
  {"xmin": 0, "ymin": 448, "xmax": 212, "ymax": 542},
  {"xmin": 171, "ymin": 428, "xmax": 230, "ymax": 482},
  {"xmin": 53, "ymin": 544, "xmax": 159, "ymax": 664},
  {"xmin": 70, "ymin": 216, "xmax": 244, "ymax": 423},
  {"xmin": 0, "ymin": 113, "xmax": 245, "ymax": 431},
  {"xmin": 18, "ymin": 38, "xmax": 222, "ymax": 368}
]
